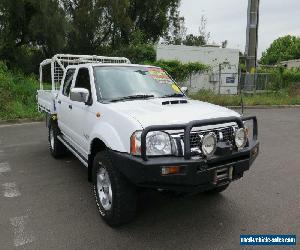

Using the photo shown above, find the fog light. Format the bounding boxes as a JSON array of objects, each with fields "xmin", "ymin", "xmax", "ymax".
[
  {"xmin": 235, "ymin": 128, "xmax": 247, "ymax": 149},
  {"xmin": 201, "ymin": 133, "xmax": 217, "ymax": 157},
  {"xmin": 161, "ymin": 166, "xmax": 181, "ymax": 175}
]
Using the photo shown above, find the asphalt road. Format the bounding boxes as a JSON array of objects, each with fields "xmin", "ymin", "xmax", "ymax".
[{"xmin": 0, "ymin": 109, "xmax": 299, "ymax": 250}]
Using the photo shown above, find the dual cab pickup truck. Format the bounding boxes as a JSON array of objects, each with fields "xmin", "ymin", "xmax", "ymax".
[{"xmin": 37, "ymin": 54, "xmax": 259, "ymax": 226}]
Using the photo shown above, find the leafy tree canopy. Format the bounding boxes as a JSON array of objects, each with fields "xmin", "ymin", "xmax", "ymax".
[
  {"xmin": 260, "ymin": 35, "xmax": 300, "ymax": 65},
  {"xmin": 0, "ymin": 0, "xmax": 182, "ymax": 73}
]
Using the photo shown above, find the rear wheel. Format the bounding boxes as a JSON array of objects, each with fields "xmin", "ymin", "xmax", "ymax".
[
  {"xmin": 48, "ymin": 122, "xmax": 66, "ymax": 158},
  {"xmin": 93, "ymin": 150, "xmax": 137, "ymax": 226}
]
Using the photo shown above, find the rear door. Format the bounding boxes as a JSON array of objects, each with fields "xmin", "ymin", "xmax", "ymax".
[{"xmin": 57, "ymin": 68, "xmax": 76, "ymax": 137}]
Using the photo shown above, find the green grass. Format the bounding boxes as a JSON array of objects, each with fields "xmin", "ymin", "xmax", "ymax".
[
  {"xmin": 0, "ymin": 62, "xmax": 43, "ymax": 121},
  {"xmin": 190, "ymin": 89, "xmax": 300, "ymax": 106}
]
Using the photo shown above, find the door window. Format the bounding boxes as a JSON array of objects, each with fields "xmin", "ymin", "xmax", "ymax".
[
  {"xmin": 62, "ymin": 69, "xmax": 75, "ymax": 96},
  {"xmin": 75, "ymin": 68, "xmax": 92, "ymax": 103}
]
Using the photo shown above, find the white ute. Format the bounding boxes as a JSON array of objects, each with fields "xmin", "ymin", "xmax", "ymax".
[{"xmin": 37, "ymin": 54, "xmax": 259, "ymax": 226}]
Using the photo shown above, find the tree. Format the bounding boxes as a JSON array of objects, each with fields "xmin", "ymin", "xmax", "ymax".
[
  {"xmin": 0, "ymin": 0, "xmax": 67, "ymax": 72},
  {"xmin": 260, "ymin": 35, "xmax": 300, "ymax": 65},
  {"xmin": 164, "ymin": 14, "xmax": 210, "ymax": 47},
  {"xmin": 183, "ymin": 34, "xmax": 206, "ymax": 46},
  {"xmin": 62, "ymin": 0, "xmax": 113, "ymax": 53},
  {"xmin": 63, "ymin": 0, "xmax": 181, "ymax": 51},
  {"xmin": 183, "ymin": 15, "xmax": 210, "ymax": 46},
  {"xmin": 127, "ymin": 0, "xmax": 181, "ymax": 44},
  {"xmin": 198, "ymin": 15, "xmax": 210, "ymax": 44},
  {"xmin": 0, "ymin": 0, "xmax": 182, "ymax": 72},
  {"xmin": 164, "ymin": 1, "xmax": 186, "ymax": 45}
]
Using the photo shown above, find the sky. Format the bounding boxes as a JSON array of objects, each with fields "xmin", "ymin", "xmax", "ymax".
[{"xmin": 180, "ymin": 0, "xmax": 300, "ymax": 57}]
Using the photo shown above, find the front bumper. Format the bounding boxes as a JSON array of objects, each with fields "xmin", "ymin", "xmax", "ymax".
[
  {"xmin": 111, "ymin": 115, "xmax": 259, "ymax": 192},
  {"xmin": 110, "ymin": 141, "xmax": 259, "ymax": 192}
]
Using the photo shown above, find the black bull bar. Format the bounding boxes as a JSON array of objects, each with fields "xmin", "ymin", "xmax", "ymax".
[{"xmin": 140, "ymin": 116, "xmax": 258, "ymax": 161}]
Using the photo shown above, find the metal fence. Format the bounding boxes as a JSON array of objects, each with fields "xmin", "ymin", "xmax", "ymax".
[
  {"xmin": 182, "ymin": 72, "xmax": 274, "ymax": 95},
  {"xmin": 213, "ymin": 72, "xmax": 273, "ymax": 95},
  {"xmin": 238, "ymin": 73, "xmax": 273, "ymax": 93}
]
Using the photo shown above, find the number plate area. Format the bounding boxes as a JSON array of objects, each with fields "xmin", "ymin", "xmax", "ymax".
[{"xmin": 213, "ymin": 166, "xmax": 233, "ymax": 185}]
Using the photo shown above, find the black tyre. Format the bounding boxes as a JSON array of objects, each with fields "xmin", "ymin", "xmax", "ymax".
[
  {"xmin": 48, "ymin": 122, "xmax": 67, "ymax": 158},
  {"xmin": 92, "ymin": 150, "xmax": 137, "ymax": 226},
  {"xmin": 205, "ymin": 183, "xmax": 230, "ymax": 194}
]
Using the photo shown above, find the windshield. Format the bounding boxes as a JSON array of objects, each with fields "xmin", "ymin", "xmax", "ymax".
[{"xmin": 93, "ymin": 66, "xmax": 183, "ymax": 102}]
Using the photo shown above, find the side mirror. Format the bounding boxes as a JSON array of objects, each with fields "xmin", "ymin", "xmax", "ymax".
[
  {"xmin": 70, "ymin": 88, "xmax": 89, "ymax": 103},
  {"xmin": 180, "ymin": 86, "xmax": 188, "ymax": 94}
]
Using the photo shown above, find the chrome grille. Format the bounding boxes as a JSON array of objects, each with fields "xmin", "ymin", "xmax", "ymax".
[{"xmin": 180, "ymin": 126, "xmax": 235, "ymax": 149}]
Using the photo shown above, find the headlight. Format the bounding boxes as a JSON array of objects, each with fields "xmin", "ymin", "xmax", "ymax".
[
  {"xmin": 201, "ymin": 133, "xmax": 217, "ymax": 157},
  {"xmin": 131, "ymin": 131, "xmax": 176, "ymax": 156},
  {"xmin": 235, "ymin": 128, "xmax": 247, "ymax": 149}
]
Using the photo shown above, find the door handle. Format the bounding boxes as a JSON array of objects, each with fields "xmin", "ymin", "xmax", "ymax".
[
  {"xmin": 58, "ymin": 100, "xmax": 61, "ymax": 104},
  {"xmin": 68, "ymin": 104, "xmax": 72, "ymax": 110}
]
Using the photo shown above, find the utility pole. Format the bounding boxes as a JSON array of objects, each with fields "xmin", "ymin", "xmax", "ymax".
[
  {"xmin": 245, "ymin": 0, "xmax": 260, "ymax": 91},
  {"xmin": 245, "ymin": 0, "xmax": 260, "ymax": 73}
]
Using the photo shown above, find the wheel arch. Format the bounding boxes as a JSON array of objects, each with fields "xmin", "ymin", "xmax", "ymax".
[
  {"xmin": 88, "ymin": 138, "xmax": 107, "ymax": 182},
  {"xmin": 48, "ymin": 114, "xmax": 58, "ymax": 128}
]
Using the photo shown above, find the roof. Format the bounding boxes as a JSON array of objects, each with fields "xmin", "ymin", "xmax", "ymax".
[{"xmin": 65, "ymin": 63, "xmax": 158, "ymax": 69}]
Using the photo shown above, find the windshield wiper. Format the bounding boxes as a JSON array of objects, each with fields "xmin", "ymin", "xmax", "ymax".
[
  {"xmin": 162, "ymin": 93, "xmax": 185, "ymax": 98},
  {"xmin": 109, "ymin": 94, "xmax": 155, "ymax": 102}
]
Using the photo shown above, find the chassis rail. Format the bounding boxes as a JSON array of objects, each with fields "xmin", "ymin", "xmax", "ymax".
[{"xmin": 141, "ymin": 116, "xmax": 258, "ymax": 161}]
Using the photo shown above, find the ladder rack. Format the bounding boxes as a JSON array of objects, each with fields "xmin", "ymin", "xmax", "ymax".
[{"xmin": 39, "ymin": 54, "xmax": 131, "ymax": 90}]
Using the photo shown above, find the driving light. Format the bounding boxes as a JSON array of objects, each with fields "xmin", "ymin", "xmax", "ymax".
[
  {"xmin": 235, "ymin": 128, "xmax": 247, "ymax": 149},
  {"xmin": 131, "ymin": 131, "xmax": 175, "ymax": 156},
  {"xmin": 201, "ymin": 133, "xmax": 217, "ymax": 157}
]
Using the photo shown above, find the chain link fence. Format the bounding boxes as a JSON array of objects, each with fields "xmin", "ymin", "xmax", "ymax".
[
  {"xmin": 210, "ymin": 72, "xmax": 274, "ymax": 95},
  {"xmin": 181, "ymin": 72, "xmax": 275, "ymax": 95},
  {"xmin": 238, "ymin": 73, "xmax": 273, "ymax": 93}
]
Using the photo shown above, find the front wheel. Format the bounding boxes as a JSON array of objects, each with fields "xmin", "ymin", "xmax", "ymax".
[{"xmin": 92, "ymin": 150, "xmax": 137, "ymax": 226}]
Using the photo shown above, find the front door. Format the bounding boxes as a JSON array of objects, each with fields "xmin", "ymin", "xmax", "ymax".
[{"xmin": 66, "ymin": 67, "xmax": 94, "ymax": 157}]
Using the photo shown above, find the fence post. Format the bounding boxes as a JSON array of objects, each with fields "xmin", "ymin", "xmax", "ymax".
[
  {"xmin": 218, "ymin": 63, "xmax": 222, "ymax": 94},
  {"xmin": 254, "ymin": 73, "xmax": 256, "ymax": 94}
]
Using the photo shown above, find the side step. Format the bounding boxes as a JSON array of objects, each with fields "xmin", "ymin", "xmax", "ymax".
[{"xmin": 57, "ymin": 135, "xmax": 88, "ymax": 167}]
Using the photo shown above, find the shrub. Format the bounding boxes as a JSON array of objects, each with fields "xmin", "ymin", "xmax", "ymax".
[
  {"xmin": 282, "ymin": 69, "xmax": 300, "ymax": 84},
  {"xmin": 258, "ymin": 67, "xmax": 300, "ymax": 90},
  {"xmin": 110, "ymin": 44, "xmax": 156, "ymax": 64},
  {"xmin": 143, "ymin": 60, "xmax": 210, "ymax": 83},
  {"xmin": 0, "ymin": 61, "xmax": 42, "ymax": 120}
]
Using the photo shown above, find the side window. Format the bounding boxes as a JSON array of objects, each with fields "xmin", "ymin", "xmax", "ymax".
[
  {"xmin": 75, "ymin": 68, "xmax": 91, "ymax": 92},
  {"xmin": 62, "ymin": 69, "xmax": 75, "ymax": 96},
  {"xmin": 74, "ymin": 68, "xmax": 92, "ymax": 103}
]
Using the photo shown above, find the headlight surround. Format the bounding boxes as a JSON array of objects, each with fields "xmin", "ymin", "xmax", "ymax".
[
  {"xmin": 201, "ymin": 132, "xmax": 217, "ymax": 157},
  {"xmin": 131, "ymin": 131, "xmax": 176, "ymax": 156},
  {"xmin": 235, "ymin": 128, "xmax": 247, "ymax": 149}
]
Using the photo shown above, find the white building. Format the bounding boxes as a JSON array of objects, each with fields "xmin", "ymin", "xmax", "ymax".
[
  {"xmin": 280, "ymin": 59, "xmax": 300, "ymax": 70},
  {"xmin": 156, "ymin": 45, "xmax": 240, "ymax": 95}
]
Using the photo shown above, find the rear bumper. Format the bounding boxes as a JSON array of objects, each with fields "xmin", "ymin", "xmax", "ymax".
[{"xmin": 109, "ymin": 141, "xmax": 259, "ymax": 192}]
